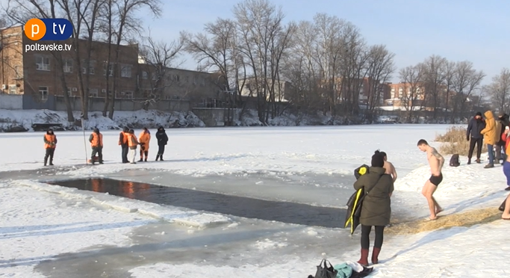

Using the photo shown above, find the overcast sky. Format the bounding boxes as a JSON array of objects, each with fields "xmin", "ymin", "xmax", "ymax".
[{"xmin": 2, "ymin": 0, "xmax": 509, "ymax": 85}]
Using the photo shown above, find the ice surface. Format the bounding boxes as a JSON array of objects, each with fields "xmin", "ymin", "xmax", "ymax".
[{"xmin": 1, "ymin": 123, "xmax": 510, "ymax": 277}]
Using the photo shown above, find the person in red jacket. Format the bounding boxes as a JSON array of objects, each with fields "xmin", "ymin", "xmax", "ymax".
[{"xmin": 43, "ymin": 128, "xmax": 57, "ymax": 166}]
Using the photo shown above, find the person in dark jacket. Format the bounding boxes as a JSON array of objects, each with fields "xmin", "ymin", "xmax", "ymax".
[
  {"xmin": 118, "ymin": 127, "xmax": 129, "ymax": 163},
  {"xmin": 155, "ymin": 126, "xmax": 168, "ymax": 161},
  {"xmin": 466, "ymin": 111, "xmax": 486, "ymax": 164},
  {"xmin": 495, "ymin": 113, "xmax": 509, "ymax": 164},
  {"xmin": 354, "ymin": 152, "xmax": 394, "ymax": 266}
]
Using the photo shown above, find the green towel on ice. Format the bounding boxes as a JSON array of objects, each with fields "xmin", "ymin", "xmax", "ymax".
[{"xmin": 334, "ymin": 263, "xmax": 352, "ymax": 278}]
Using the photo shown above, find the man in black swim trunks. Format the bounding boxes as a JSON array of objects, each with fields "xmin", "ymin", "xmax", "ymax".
[{"xmin": 417, "ymin": 139, "xmax": 445, "ymax": 220}]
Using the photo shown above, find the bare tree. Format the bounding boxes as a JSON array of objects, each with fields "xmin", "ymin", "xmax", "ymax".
[
  {"xmin": 58, "ymin": 0, "xmax": 105, "ymax": 121},
  {"xmin": 181, "ymin": 19, "xmax": 236, "ymax": 93},
  {"xmin": 233, "ymin": 0, "xmax": 294, "ymax": 124},
  {"xmin": 399, "ymin": 65, "xmax": 424, "ymax": 122},
  {"xmin": 442, "ymin": 60, "xmax": 456, "ymax": 122},
  {"xmin": 312, "ymin": 13, "xmax": 346, "ymax": 116},
  {"xmin": 6, "ymin": 0, "xmax": 76, "ymax": 122},
  {"xmin": 281, "ymin": 20, "xmax": 323, "ymax": 117},
  {"xmin": 486, "ymin": 68, "xmax": 510, "ymax": 113},
  {"xmin": 138, "ymin": 34, "xmax": 183, "ymax": 109},
  {"xmin": 99, "ymin": 0, "xmax": 161, "ymax": 119},
  {"xmin": 338, "ymin": 23, "xmax": 368, "ymax": 116},
  {"xmin": 420, "ymin": 55, "xmax": 446, "ymax": 120},
  {"xmin": 450, "ymin": 61, "xmax": 485, "ymax": 121},
  {"xmin": 364, "ymin": 44, "xmax": 395, "ymax": 122}
]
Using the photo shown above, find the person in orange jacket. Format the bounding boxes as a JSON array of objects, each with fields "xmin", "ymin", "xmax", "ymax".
[
  {"xmin": 118, "ymin": 127, "xmax": 129, "ymax": 163},
  {"xmin": 127, "ymin": 129, "xmax": 140, "ymax": 164},
  {"xmin": 88, "ymin": 127, "xmax": 103, "ymax": 164},
  {"xmin": 138, "ymin": 127, "xmax": 151, "ymax": 162},
  {"xmin": 43, "ymin": 128, "xmax": 57, "ymax": 166}
]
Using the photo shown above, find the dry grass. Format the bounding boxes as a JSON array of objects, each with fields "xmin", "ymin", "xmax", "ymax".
[
  {"xmin": 435, "ymin": 126, "xmax": 487, "ymax": 156},
  {"xmin": 386, "ymin": 207, "xmax": 501, "ymax": 235}
]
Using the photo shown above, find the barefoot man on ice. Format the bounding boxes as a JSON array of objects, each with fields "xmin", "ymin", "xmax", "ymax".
[{"xmin": 417, "ymin": 139, "xmax": 445, "ymax": 220}]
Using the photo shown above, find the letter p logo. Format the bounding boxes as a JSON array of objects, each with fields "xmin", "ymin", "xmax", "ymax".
[
  {"xmin": 24, "ymin": 18, "xmax": 73, "ymax": 41},
  {"xmin": 25, "ymin": 18, "xmax": 46, "ymax": 41}
]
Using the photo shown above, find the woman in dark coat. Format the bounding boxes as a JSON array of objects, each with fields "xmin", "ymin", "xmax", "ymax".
[
  {"xmin": 353, "ymin": 152, "xmax": 394, "ymax": 266},
  {"xmin": 155, "ymin": 126, "xmax": 168, "ymax": 161}
]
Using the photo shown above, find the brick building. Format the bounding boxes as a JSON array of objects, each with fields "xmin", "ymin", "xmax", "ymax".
[{"xmin": 0, "ymin": 26, "xmax": 221, "ymax": 110}]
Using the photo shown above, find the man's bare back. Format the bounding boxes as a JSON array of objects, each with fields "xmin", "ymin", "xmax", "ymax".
[
  {"xmin": 427, "ymin": 147, "xmax": 444, "ymax": 176},
  {"xmin": 383, "ymin": 161, "xmax": 397, "ymax": 182}
]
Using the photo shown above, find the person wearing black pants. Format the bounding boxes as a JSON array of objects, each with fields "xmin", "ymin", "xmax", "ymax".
[
  {"xmin": 353, "ymin": 152, "xmax": 394, "ymax": 266},
  {"xmin": 43, "ymin": 129, "xmax": 57, "ymax": 166},
  {"xmin": 466, "ymin": 112, "xmax": 486, "ymax": 164},
  {"xmin": 155, "ymin": 126, "xmax": 168, "ymax": 161},
  {"xmin": 361, "ymin": 225, "xmax": 385, "ymax": 257},
  {"xmin": 119, "ymin": 127, "xmax": 129, "ymax": 163}
]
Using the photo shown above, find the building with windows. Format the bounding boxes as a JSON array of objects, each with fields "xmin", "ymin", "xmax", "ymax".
[
  {"xmin": 0, "ymin": 26, "xmax": 139, "ymax": 103},
  {"xmin": 238, "ymin": 78, "xmax": 293, "ymax": 102},
  {"xmin": 0, "ymin": 26, "xmax": 222, "ymax": 111}
]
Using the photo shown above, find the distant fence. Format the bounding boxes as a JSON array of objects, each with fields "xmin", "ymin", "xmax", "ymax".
[
  {"xmin": 376, "ymin": 109, "xmax": 472, "ymax": 122},
  {"xmin": 0, "ymin": 94, "xmax": 23, "ymax": 109},
  {"xmin": 0, "ymin": 94, "xmax": 190, "ymax": 112},
  {"xmin": 54, "ymin": 96, "xmax": 190, "ymax": 112}
]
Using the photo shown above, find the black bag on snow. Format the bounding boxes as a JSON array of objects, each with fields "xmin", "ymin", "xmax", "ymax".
[
  {"xmin": 313, "ymin": 259, "xmax": 337, "ymax": 278},
  {"xmin": 449, "ymin": 154, "xmax": 460, "ymax": 167}
]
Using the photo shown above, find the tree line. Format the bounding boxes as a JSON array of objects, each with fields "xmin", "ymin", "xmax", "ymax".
[{"xmin": 1, "ymin": 0, "xmax": 508, "ymax": 124}]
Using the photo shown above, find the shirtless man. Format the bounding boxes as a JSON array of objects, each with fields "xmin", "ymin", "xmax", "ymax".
[
  {"xmin": 417, "ymin": 139, "xmax": 444, "ymax": 220},
  {"xmin": 380, "ymin": 151, "xmax": 397, "ymax": 183}
]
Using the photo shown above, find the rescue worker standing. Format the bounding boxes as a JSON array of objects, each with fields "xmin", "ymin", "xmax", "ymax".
[
  {"xmin": 138, "ymin": 127, "xmax": 151, "ymax": 162},
  {"xmin": 118, "ymin": 127, "xmax": 129, "ymax": 163},
  {"xmin": 89, "ymin": 127, "xmax": 104, "ymax": 164},
  {"xmin": 127, "ymin": 129, "xmax": 140, "ymax": 164},
  {"xmin": 44, "ymin": 128, "xmax": 57, "ymax": 166}
]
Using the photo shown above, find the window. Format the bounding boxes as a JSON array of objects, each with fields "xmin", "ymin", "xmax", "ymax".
[
  {"xmin": 103, "ymin": 63, "xmax": 114, "ymax": 76},
  {"xmin": 141, "ymin": 71, "xmax": 148, "ymax": 80},
  {"xmin": 9, "ymin": 85, "xmax": 16, "ymax": 94},
  {"xmin": 89, "ymin": 88, "xmax": 98, "ymax": 98},
  {"xmin": 35, "ymin": 55, "xmax": 50, "ymax": 71},
  {"xmin": 39, "ymin": 86, "xmax": 49, "ymax": 101},
  {"xmin": 120, "ymin": 65, "xmax": 132, "ymax": 78},
  {"xmin": 81, "ymin": 60, "xmax": 95, "ymax": 74},
  {"xmin": 63, "ymin": 58, "xmax": 73, "ymax": 73},
  {"xmin": 116, "ymin": 91, "xmax": 133, "ymax": 99}
]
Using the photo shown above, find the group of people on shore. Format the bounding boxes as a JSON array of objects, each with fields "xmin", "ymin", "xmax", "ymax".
[
  {"xmin": 42, "ymin": 126, "xmax": 169, "ymax": 165},
  {"xmin": 354, "ymin": 109, "xmax": 510, "ymax": 267},
  {"xmin": 466, "ymin": 110, "xmax": 510, "ymax": 168}
]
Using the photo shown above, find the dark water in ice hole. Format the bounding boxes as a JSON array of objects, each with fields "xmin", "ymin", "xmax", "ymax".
[
  {"xmin": 48, "ymin": 178, "xmax": 348, "ymax": 228},
  {"xmin": 1, "ymin": 168, "xmax": 361, "ymax": 277}
]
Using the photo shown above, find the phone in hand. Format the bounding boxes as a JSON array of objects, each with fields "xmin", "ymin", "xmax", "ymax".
[{"xmin": 506, "ymin": 126, "xmax": 509, "ymax": 131}]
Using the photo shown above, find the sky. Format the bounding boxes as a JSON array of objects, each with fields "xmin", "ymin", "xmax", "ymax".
[
  {"xmin": 135, "ymin": 0, "xmax": 510, "ymax": 84},
  {"xmin": 1, "ymin": 0, "xmax": 509, "ymax": 85}
]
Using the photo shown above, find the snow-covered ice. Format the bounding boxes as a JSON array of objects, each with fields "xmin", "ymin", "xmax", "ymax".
[{"xmin": 1, "ymin": 121, "xmax": 509, "ymax": 277}]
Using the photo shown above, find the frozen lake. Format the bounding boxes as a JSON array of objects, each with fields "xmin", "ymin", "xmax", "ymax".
[{"xmin": 0, "ymin": 124, "xmax": 454, "ymax": 277}]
